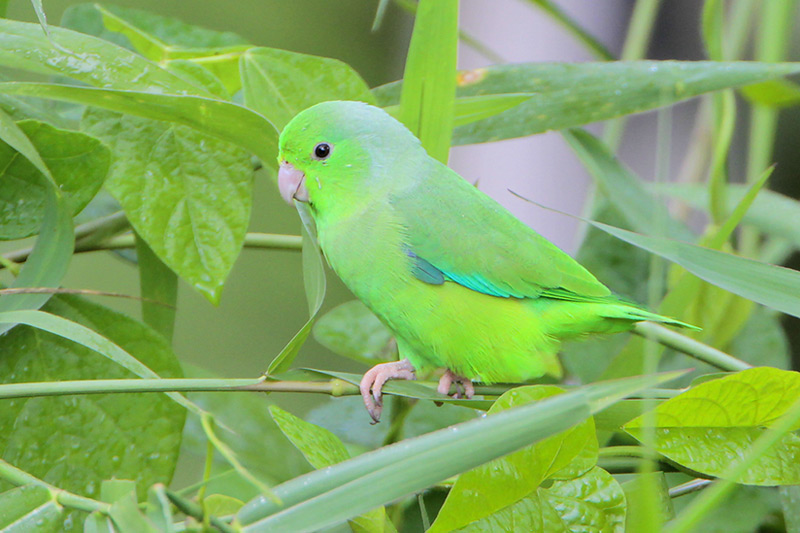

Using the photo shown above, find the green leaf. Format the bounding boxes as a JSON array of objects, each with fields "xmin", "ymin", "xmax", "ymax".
[
  {"xmin": 0, "ymin": 82, "xmax": 278, "ymax": 169},
  {"xmin": 0, "ymin": 107, "xmax": 55, "ymax": 186},
  {"xmin": 582, "ymin": 217, "xmax": 800, "ymax": 319},
  {"xmin": 0, "ymin": 189, "xmax": 73, "ymax": 334},
  {"xmin": 313, "ymin": 300, "xmax": 395, "ymax": 365},
  {"xmin": 373, "ymin": 61, "xmax": 800, "ymax": 145},
  {"xmin": 269, "ymin": 405, "xmax": 350, "ymax": 469},
  {"xmin": 267, "ymin": 205, "xmax": 326, "ymax": 374},
  {"xmin": 0, "ymin": 119, "xmax": 109, "ymax": 240},
  {"xmin": 457, "ymin": 466, "xmax": 625, "ymax": 532},
  {"xmin": 619, "ymin": 472, "xmax": 674, "ymax": 530},
  {"xmin": 430, "ymin": 386, "xmax": 598, "ymax": 532},
  {"xmin": 240, "ymin": 47, "xmax": 375, "ymax": 131},
  {"xmin": 0, "ymin": 295, "xmax": 185, "ymax": 528},
  {"xmin": 0, "ymin": 484, "xmax": 63, "ymax": 532},
  {"xmin": 670, "ymin": 484, "xmax": 781, "ymax": 533},
  {"xmin": 656, "ymin": 183, "xmax": 800, "ymax": 250},
  {"xmin": 740, "ymin": 79, "xmax": 800, "ymax": 107},
  {"xmin": 0, "ymin": 19, "xmax": 203, "ymax": 94},
  {"xmin": 625, "ymin": 367, "xmax": 800, "ymax": 485},
  {"xmin": 82, "ymin": 109, "xmax": 252, "ymax": 303},
  {"xmin": 563, "ymin": 128, "xmax": 693, "ymax": 241},
  {"xmin": 269, "ymin": 405, "xmax": 395, "ymax": 533},
  {"xmin": 386, "ymin": 94, "xmax": 534, "ymax": 129},
  {"xmin": 102, "ymin": 480, "xmax": 159, "ymax": 533},
  {"xmin": 62, "ymin": 4, "xmax": 250, "ymax": 95},
  {"xmin": 146, "ymin": 484, "xmax": 176, "ymax": 533},
  {"xmin": 236, "ymin": 372, "xmax": 679, "ymax": 531},
  {"xmin": 397, "ymin": 0, "xmax": 458, "ymax": 163},
  {"xmin": 135, "ymin": 234, "xmax": 178, "ymax": 342}
]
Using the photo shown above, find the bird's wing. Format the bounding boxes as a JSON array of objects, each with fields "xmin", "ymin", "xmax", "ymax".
[{"xmin": 392, "ymin": 171, "xmax": 611, "ymax": 300}]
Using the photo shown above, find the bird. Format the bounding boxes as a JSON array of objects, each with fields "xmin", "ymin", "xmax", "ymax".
[{"xmin": 277, "ymin": 100, "xmax": 692, "ymax": 423}]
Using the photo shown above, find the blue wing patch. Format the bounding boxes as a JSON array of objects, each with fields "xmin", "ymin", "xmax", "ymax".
[{"xmin": 406, "ymin": 249, "xmax": 445, "ymax": 285}]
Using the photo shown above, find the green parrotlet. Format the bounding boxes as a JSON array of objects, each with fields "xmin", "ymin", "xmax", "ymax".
[{"xmin": 277, "ymin": 101, "xmax": 691, "ymax": 422}]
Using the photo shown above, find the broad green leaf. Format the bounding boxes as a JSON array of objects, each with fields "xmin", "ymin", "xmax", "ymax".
[
  {"xmin": 82, "ymin": 109, "xmax": 252, "ymax": 303},
  {"xmin": 267, "ymin": 204, "xmax": 326, "ymax": 374},
  {"xmin": 0, "ymin": 119, "xmax": 109, "ymax": 240},
  {"xmin": 373, "ymin": 61, "xmax": 800, "ymax": 145},
  {"xmin": 0, "ymin": 484, "xmax": 62, "ymax": 532},
  {"xmin": 237, "ymin": 372, "xmax": 678, "ymax": 531},
  {"xmin": 522, "ymin": 0, "xmax": 613, "ymax": 60},
  {"xmin": 0, "ymin": 82, "xmax": 279, "ymax": 168},
  {"xmin": 397, "ymin": 0, "xmax": 457, "ymax": 163},
  {"xmin": 269, "ymin": 406, "xmax": 396, "ymax": 533},
  {"xmin": 657, "ymin": 183, "xmax": 800, "ymax": 250},
  {"xmin": 204, "ymin": 494, "xmax": 244, "ymax": 517},
  {"xmin": 583, "ymin": 218, "xmax": 800, "ymax": 319},
  {"xmin": 458, "ymin": 466, "xmax": 625, "ymax": 532},
  {"xmin": 625, "ymin": 367, "xmax": 800, "ymax": 485},
  {"xmin": 0, "ymin": 296, "xmax": 185, "ymax": 529},
  {"xmin": 563, "ymin": 128, "xmax": 693, "ymax": 241},
  {"xmin": 313, "ymin": 300, "xmax": 395, "ymax": 365},
  {"xmin": 430, "ymin": 386, "xmax": 598, "ymax": 532},
  {"xmin": 0, "ymin": 20, "xmax": 203, "ymax": 94},
  {"xmin": 240, "ymin": 47, "xmax": 375, "ymax": 131}
]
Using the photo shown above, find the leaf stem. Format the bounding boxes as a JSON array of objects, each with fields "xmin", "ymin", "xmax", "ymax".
[
  {"xmin": 165, "ymin": 488, "xmax": 236, "ymax": 533},
  {"xmin": 633, "ymin": 322, "xmax": 751, "ymax": 372},
  {"xmin": 0, "ymin": 457, "xmax": 111, "ymax": 514}
]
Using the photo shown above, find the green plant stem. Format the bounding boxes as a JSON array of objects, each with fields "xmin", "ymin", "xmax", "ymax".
[
  {"xmin": 603, "ymin": 0, "xmax": 662, "ymax": 150},
  {"xmin": 667, "ymin": 395, "xmax": 800, "ymax": 533},
  {"xmin": 742, "ymin": 0, "xmax": 797, "ymax": 257},
  {"xmin": 165, "ymin": 488, "xmax": 235, "ymax": 533},
  {"xmin": 633, "ymin": 322, "xmax": 751, "ymax": 372},
  {"xmin": 1, "ymin": 231, "xmax": 303, "ymax": 269},
  {"xmin": 668, "ymin": 478, "xmax": 712, "ymax": 499},
  {"xmin": 0, "ymin": 457, "xmax": 111, "ymax": 514}
]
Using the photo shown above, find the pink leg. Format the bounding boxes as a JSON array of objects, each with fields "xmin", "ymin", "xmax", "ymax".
[
  {"xmin": 437, "ymin": 369, "xmax": 475, "ymax": 400},
  {"xmin": 360, "ymin": 358, "xmax": 416, "ymax": 423}
]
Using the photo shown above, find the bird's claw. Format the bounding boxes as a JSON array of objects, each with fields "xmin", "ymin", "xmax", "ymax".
[
  {"xmin": 360, "ymin": 359, "xmax": 416, "ymax": 423},
  {"xmin": 437, "ymin": 369, "xmax": 475, "ymax": 401}
]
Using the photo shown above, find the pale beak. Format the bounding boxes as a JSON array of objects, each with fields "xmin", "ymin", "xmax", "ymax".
[{"xmin": 278, "ymin": 161, "xmax": 309, "ymax": 204}]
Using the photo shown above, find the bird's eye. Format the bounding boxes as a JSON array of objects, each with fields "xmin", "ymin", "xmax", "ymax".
[{"xmin": 313, "ymin": 143, "xmax": 331, "ymax": 160}]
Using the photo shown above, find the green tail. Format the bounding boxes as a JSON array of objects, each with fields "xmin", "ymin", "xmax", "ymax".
[{"xmin": 604, "ymin": 304, "xmax": 700, "ymax": 331}]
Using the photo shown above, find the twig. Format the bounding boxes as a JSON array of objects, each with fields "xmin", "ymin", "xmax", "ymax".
[{"xmin": 634, "ymin": 322, "xmax": 752, "ymax": 372}]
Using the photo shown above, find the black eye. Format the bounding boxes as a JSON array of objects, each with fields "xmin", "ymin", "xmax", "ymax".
[{"xmin": 313, "ymin": 143, "xmax": 331, "ymax": 160}]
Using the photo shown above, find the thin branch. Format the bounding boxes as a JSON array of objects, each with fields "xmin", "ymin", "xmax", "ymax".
[
  {"xmin": 2, "ymin": 231, "xmax": 303, "ymax": 270},
  {"xmin": 669, "ymin": 478, "xmax": 713, "ymax": 499},
  {"xmin": 634, "ymin": 322, "xmax": 752, "ymax": 372}
]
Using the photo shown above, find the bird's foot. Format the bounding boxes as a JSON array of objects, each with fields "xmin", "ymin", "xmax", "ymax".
[
  {"xmin": 437, "ymin": 369, "xmax": 475, "ymax": 400},
  {"xmin": 360, "ymin": 358, "xmax": 416, "ymax": 424}
]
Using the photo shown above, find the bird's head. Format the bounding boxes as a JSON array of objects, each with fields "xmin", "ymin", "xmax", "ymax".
[{"xmin": 277, "ymin": 101, "xmax": 423, "ymax": 217}]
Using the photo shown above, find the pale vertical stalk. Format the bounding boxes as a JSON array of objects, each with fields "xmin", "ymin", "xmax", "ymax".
[{"xmin": 742, "ymin": 0, "xmax": 797, "ymax": 256}]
